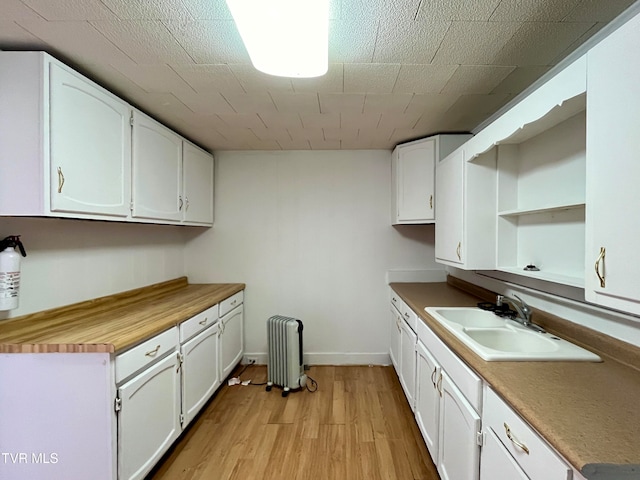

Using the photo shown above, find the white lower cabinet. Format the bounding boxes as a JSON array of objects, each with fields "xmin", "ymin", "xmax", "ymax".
[
  {"xmin": 218, "ymin": 303, "xmax": 244, "ymax": 381},
  {"xmin": 393, "ymin": 287, "xmax": 575, "ymax": 480},
  {"xmin": 482, "ymin": 386, "xmax": 571, "ymax": 480},
  {"xmin": 389, "ymin": 303, "xmax": 402, "ymax": 371},
  {"xmin": 117, "ymin": 350, "xmax": 181, "ymax": 480},
  {"xmin": 438, "ymin": 371, "xmax": 481, "ymax": 480},
  {"xmin": 480, "ymin": 427, "xmax": 529, "ymax": 480},
  {"xmin": 399, "ymin": 317, "xmax": 417, "ymax": 410},
  {"xmin": 181, "ymin": 323, "xmax": 220, "ymax": 426},
  {"xmin": 415, "ymin": 340, "xmax": 440, "ymax": 460}
]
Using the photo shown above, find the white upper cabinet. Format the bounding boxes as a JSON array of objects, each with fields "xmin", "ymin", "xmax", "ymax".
[
  {"xmin": 585, "ymin": 11, "xmax": 640, "ymax": 315},
  {"xmin": 0, "ymin": 52, "xmax": 132, "ymax": 220},
  {"xmin": 435, "ymin": 147, "xmax": 497, "ymax": 269},
  {"xmin": 131, "ymin": 111, "xmax": 183, "ymax": 222},
  {"xmin": 0, "ymin": 51, "xmax": 214, "ymax": 227},
  {"xmin": 182, "ymin": 142, "xmax": 214, "ymax": 225},
  {"xmin": 392, "ymin": 134, "xmax": 471, "ymax": 225},
  {"xmin": 49, "ymin": 64, "xmax": 131, "ymax": 217}
]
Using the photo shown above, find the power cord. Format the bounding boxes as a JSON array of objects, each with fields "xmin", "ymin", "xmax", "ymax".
[
  {"xmin": 235, "ymin": 361, "xmax": 319, "ymax": 392},
  {"xmin": 304, "ymin": 375, "xmax": 318, "ymax": 392}
]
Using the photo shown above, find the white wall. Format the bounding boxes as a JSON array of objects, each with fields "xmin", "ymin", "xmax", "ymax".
[
  {"xmin": 0, "ymin": 217, "xmax": 186, "ymax": 319},
  {"xmin": 184, "ymin": 150, "xmax": 444, "ymax": 365}
]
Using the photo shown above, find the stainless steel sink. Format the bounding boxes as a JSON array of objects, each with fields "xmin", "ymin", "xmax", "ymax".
[{"xmin": 424, "ymin": 307, "xmax": 601, "ymax": 362}]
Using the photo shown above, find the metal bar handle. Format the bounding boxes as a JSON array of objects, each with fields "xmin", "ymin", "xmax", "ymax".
[
  {"xmin": 436, "ymin": 373, "xmax": 443, "ymax": 397},
  {"xmin": 145, "ymin": 345, "xmax": 161, "ymax": 357},
  {"xmin": 595, "ymin": 247, "xmax": 606, "ymax": 288},
  {"xmin": 504, "ymin": 423, "xmax": 530, "ymax": 454},
  {"xmin": 57, "ymin": 167, "xmax": 65, "ymax": 193},
  {"xmin": 430, "ymin": 367, "xmax": 437, "ymax": 387}
]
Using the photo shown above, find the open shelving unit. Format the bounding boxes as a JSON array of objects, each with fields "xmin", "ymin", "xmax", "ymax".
[{"xmin": 494, "ymin": 93, "xmax": 587, "ymax": 288}]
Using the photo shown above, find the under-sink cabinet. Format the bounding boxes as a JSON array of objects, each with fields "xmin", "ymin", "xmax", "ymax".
[{"xmin": 390, "ymin": 287, "xmax": 581, "ymax": 480}]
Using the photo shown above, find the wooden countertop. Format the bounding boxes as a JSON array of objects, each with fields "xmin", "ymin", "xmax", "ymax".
[
  {"xmin": 390, "ymin": 279, "xmax": 640, "ymax": 479},
  {"xmin": 0, "ymin": 277, "xmax": 245, "ymax": 354}
]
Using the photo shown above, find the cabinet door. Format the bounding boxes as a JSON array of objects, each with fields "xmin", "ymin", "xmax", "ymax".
[
  {"xmin": 585, "ymin": 12, "xmax": 640, "ymax": 315},
  {"xmin": 182, "ymin": 142, "xmax": 214, "ymax": 225},
  {"xmin": 219, "ymin": 304, "xmax": 244, "ymax": 380},
  {"xmin": 399, "ymin": 319, "xmax": 417, "ymax": 410},
  {"xmin": 415, "ymin": 340, "xmax": 440, "ymax": 462},
  {"xmin": 49, "ymin": 64, "xmax": 131, "ymax": 217},
  {"xmin": 132, "ymin": 111, "xmax": 183, "ymax": 221},
  {"xmin": 435, "ymin": 149, "xmax": 464, "ymax": 265},
  {"xmin": 480, "ymin": 428, "xmax": 529, "ymax": 480},
  {"xmin": 182, "ymin": 324, "xmax": 220, "ymax": 426},
  {"xmin": 437, "ymin": 371, "xmax": 481, "ymax": 480},
  {"xmin": 389, "ymin": 304, "xmax": 402, "ymax": 373},
  {"xmin": 118, "ymin": 352, "xmax": 181, "ymax": 480},
  {"xmin": 395, "ymin": 139, "xmax": 436, "ymax": 223}
]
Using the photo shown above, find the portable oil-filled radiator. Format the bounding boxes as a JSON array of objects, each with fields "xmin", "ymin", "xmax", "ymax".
[{"xmin": 266, "ymin": 315, "xmax": 307, "ymax": 397}]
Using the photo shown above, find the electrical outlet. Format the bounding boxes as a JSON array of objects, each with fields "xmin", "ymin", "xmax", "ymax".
[{"xmin": 245, "ymin": 357, "xmax": 257, "ymax": 365}]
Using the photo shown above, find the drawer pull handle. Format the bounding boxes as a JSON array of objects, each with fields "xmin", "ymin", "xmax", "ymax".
[
  {"xmin": 145, "ymin": 345, "xmax": 161, "ymax": 357},
  {"xmin": 57, "ymin": 167, "xmax": 65, "ymax": 193},
  {"xmin": 199, "ymin": 317, "xmax": 208, "ymax": 326},
  {"xmin": 504, "ymin": 423, "xmax": 530, "ymax": 454},
  {"xmin": 231, "ymin": 300, "xmax": 237, "ymax": 306},
  {"xmin": 595, "ymin": 247, "xmax": 606, "ymax": 288},
  {"xmin": 404, "ymin": 312, "xmax": 410, "ymax": 319}
]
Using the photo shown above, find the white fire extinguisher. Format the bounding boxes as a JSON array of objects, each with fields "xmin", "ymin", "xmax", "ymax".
[{"xmin": 0, "ymin": 235, "xmax": 27, "ymax": 311}]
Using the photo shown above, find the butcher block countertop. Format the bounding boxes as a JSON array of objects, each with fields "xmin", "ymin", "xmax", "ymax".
[
  {"xmin": 391, "ymin": 277, "xmax": 640, "ymax": 480},
  {"xmin": 0, "ymin": 277, "xmax": 245, "ymax": 354}
]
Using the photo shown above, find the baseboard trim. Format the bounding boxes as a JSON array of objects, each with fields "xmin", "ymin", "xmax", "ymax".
[{"xmin": 243, "ymin": 352, "xmax": 391, "ymax": 366}]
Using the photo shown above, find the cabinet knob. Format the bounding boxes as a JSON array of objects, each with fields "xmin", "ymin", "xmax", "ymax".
[{"xmin": 595, "ymin": 247, "xmax": 606, "ymax": 288}]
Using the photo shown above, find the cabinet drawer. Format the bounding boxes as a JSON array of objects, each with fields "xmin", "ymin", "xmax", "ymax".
[
  {"xmin": 219, "ymin": 290, "xmax": 243, "ymax": 317},
  {"xmin": 484, "ymin": 386, "xmax": 571, "ymax": 480},
  {"xmin": 416, "ymin": 319, "xmax": 482, "ymax": 412},
  {"xmin": 116, "ymin": 327, "xmax": 179, "ymax": 384},
  {"xmin": 179, "ymin": 304, "xmax": 218, "ymax": 343}
]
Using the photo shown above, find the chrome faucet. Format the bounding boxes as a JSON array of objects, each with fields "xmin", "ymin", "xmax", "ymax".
[{"xmin": 496, "ymin": 294, "xmax": 536, "ymax": 328}]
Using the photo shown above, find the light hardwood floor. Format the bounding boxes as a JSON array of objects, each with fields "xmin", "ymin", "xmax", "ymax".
[{"xmin": 148, "ymin": 365, "xmax": 440, "ymax": 480}]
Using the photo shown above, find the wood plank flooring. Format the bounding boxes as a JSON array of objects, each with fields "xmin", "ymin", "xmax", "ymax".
[{"xmin": 148, "ymin": 365, "xmax": 440, "ymax": 480}]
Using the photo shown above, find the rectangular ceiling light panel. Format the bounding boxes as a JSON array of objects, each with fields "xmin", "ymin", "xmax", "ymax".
[{"xmin": 226, "ymin": 0, "xmax": 329, "ymax": 78}]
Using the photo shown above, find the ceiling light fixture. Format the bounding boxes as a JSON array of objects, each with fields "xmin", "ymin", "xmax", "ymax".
[{"xmin": 226, "ymin": 0, "xmax": 329, "ymax": 78}]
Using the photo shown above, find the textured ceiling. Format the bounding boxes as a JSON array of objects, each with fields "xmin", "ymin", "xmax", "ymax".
[{"xmin": 0, "ymin": 0, "xmax": 636, "ymax": 151}]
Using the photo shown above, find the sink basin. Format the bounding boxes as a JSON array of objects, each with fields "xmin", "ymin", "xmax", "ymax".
[{"xmin": 424, "ymin": 307, "xmax": 601, "ymax": 362}]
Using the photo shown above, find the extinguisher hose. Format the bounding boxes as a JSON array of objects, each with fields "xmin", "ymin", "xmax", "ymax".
[{"xmin": 0, "ymin": 236, "xmax": 27, "ymax": 257}]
